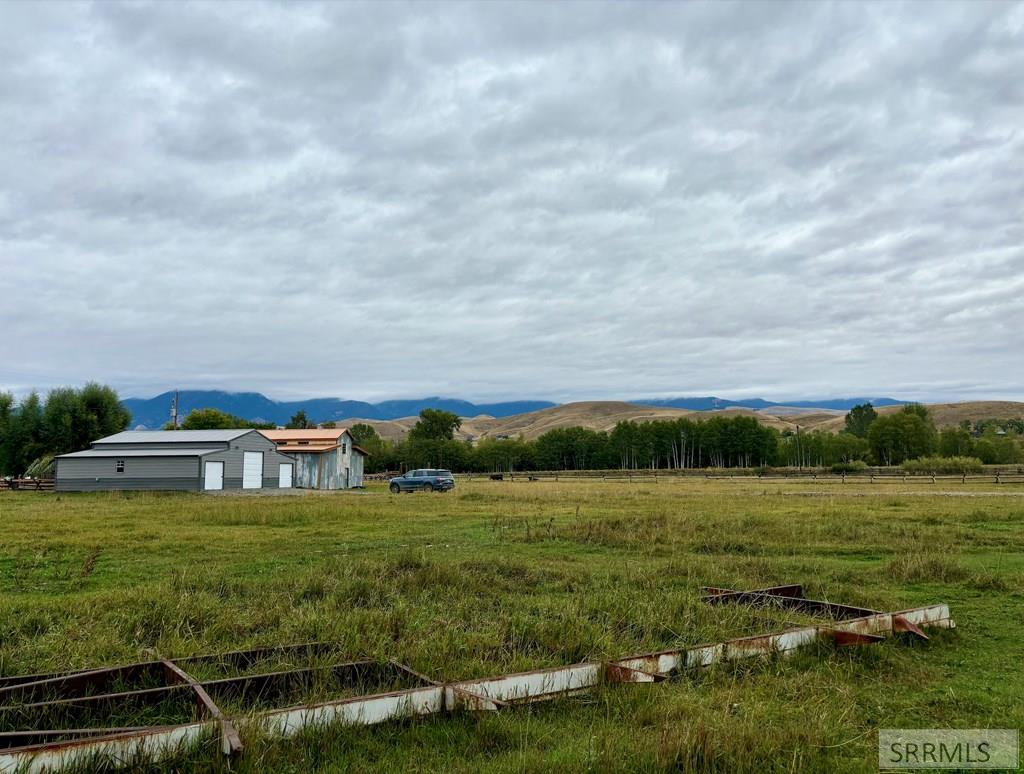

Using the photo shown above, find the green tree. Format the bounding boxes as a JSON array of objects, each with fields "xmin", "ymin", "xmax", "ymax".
[
  {"xmin": 471, "ymin": 437, "xmax": 534, "ymax": 472},
  {"xmin": 534, "ymin": 427, "xmax": 611, "ymax": 470},
  {"xmin": 287, "ymin": 410, "xmax": 314, "ymax": 429},
  {"xmin": 349, "ymin": 423, "xmax": 381, "ymax": 448},
  {"xmin": 867, "ymin": 405, "xmax": 936, "ymax": 466},
  {"xmin": 7, "ymin": 391, "xmax": 45, "ymax": 475},
  {"xmin": 169, "ymin": 408, "xmax": 273, "ymax": 430},
  {"xmin": 405, "ymin": 437, "xmax": 471, "ymax": 470},
  {"xmin": 347, "ymin": 423, "xmax": 385, "ymax": 468},
  {"xmin": 408, "ymin": 409, "xmax": 461, "ymax": 441},
  {"xmin": 0, "ymin": 391, "xmax": 15, "ymax": 475},
  {"xmin": 843, "ymin": 403, "xmax": 878, "ymax": 438},
  {"xmin": 938, "ymin": 427, "xmax": 974, "ymax": 457},
  {"xmin": 42, "ymin": 382, "xmax": 131, "ymax": 454}
]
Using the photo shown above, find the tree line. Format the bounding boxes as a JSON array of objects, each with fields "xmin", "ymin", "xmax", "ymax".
[
  {"xmin": 0, "ymin": 384, "xmax": 130, "ymax": 476},
  {"xmin": 352, "ymin": 404, "xmax": 1024, "ymax": 473},
  {"xmin": 2, "ymin": 390, "xmax": 1022, "ymax": 477}
]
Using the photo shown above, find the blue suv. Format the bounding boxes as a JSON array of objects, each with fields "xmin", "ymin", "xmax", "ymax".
[{"xmin": 389, "ymin": 469, "xmax": 455, "ymax": 493}]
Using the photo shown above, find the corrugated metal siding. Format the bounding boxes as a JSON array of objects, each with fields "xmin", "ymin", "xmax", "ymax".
[
  {"xmin": 55, "ymin": 456, "xmax": 200, "ymax": 492},
  {"xmin": 294, "ymin": 453, "xmax": 322, "ymax": 489},
  {"xmin": 289, "ymin": 447, "xmax": 365, "ymax": 489},
  {"xmin": 92, "ymin": 441, "xmax": 232, "ymax": 450},
  {"xmin": 201, "ymin": 431, "xmax": 295, "ymax": 490},
  {"xmin": 55, "ymin": 477, "xmax": 200, "ymax": 492},
  {"xmin": 55, "ymin": 432, "xmax": 295, "ymax": 492}
]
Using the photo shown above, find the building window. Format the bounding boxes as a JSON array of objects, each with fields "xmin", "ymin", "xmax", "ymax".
[
  {"xmin": 115, "ymin": 459, "xmax": 125, "ymax": 473},
  {"xmin": 342, "ymin": 442, "xmax": 347, "ymax": 454}
]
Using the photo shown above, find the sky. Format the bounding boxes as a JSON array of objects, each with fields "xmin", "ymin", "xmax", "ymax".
[{"xmin": 2, "ymin": 1, "xmax": 1022, "ymax": 404}]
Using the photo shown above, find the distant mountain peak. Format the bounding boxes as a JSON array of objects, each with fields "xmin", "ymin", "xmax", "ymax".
[
  {"xmin": 120, "ymin": 390, "xmax": 909, "ymax": 429},
  {"xmin": 120, "ymin": 390, "xmax": 558, "ymax": 428}
]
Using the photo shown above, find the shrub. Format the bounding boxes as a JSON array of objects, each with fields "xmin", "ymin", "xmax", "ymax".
[
  {"xmin": 830, "ymin": 460, "xmax": 868, "ymax": 473},
  {"xmin": 902, "ymin": 456, "xmax": 983, "ymax": 475}
]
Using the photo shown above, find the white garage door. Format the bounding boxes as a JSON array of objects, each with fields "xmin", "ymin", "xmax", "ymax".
[
  {"xmin": 204, "ymin": 461, "xmax": 224, "ymax": 491},
  {"xmin": 242, "ymin": 452, "xmax": 264, "ymax": 489},
  {"xmin": 279, "ymin": 463, "xmax": 293, "ymax": 489}
]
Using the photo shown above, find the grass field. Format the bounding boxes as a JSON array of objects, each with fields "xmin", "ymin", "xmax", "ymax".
[{"xmin": 2, "ymin": 479, "xmax": 1023, "ymax": 772}]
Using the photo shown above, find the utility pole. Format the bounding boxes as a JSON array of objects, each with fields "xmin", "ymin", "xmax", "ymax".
[{"xmin": 170, "ymin": 390, "xmax": 180, "ymax": 429}]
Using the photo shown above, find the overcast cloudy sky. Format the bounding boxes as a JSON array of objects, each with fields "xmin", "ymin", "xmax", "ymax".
[{"xmin": 2, "ymin": 2, "xmax": 1022, "ymax": 403}]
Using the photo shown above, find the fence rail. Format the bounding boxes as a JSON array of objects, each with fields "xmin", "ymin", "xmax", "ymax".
[
  {"xmin": 457, "ymin": 469, "xmax": 1024, "ymax": 484},
  {"xmin": 0, "ymin": 478, "xmax": 55, "ymax": 491}
]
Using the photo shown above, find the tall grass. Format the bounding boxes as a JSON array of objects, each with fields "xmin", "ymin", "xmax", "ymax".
[{"xmin": 1, "ymin": 478, "xmax": 1022, "ymax": 771}]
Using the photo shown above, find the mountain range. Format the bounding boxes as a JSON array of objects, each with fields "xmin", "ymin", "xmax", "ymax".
[{"xmin": 122, "ymin": 390, "xmax": 904, "ymax": 429}]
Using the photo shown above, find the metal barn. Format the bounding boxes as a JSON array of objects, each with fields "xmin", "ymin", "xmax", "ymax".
[
  {"xmin": 54, "ymin": 430, "xmax": 297, "ymax": 492},
  {"xmin": 260, "ymin": 429, "xmax": 366, "ymax": 489}
]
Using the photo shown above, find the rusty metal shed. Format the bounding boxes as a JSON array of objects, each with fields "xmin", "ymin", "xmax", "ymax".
[{"xmin": 260, "ymin": 429, "xmax": 366, "ymax": 489}]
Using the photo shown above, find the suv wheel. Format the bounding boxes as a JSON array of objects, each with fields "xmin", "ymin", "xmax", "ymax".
[
  {"xmin": 423, "ymin": 482, "xmax": 434, "ymax": 492},
  {"xmin": 389, "ymin": 483, "xmax": 400, "ymax": 494}
]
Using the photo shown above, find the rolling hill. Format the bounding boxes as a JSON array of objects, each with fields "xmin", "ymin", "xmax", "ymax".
[
  {"xmin": 122, "ymin": 390, "xmax": 907, "ymax": 429},
  {"xmin": 343, "ymin": 400, "xmax": 1024, "ymax": 443},
  {"xmin": 121, "ymin": 391, "xmax": 1024, "ymax": 442}
]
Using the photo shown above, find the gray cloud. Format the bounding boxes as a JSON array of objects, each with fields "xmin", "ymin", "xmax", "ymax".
[{"xmin": 1, "ymin": 1, "xmax": 1022, "ymax": 403}]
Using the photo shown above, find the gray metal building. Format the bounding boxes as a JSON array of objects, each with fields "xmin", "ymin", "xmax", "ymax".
[{"xmin": 54, "ymin": 430, "xmax": 297, "ymax": 492}]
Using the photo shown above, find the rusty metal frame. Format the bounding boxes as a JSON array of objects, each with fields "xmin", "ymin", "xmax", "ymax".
[
  {"xmin": 0, "ymin": 644, "xmax": 437, "ymax": 773},
  {"xmin": 610, "ymin": 586, "xmax": 954, "ymax": 677},
  {"xmin": 0, "ymin": 587, "xmax": 955, "ymax": 772}
]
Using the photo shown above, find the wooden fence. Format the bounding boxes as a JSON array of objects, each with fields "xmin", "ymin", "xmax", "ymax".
[
  {"xmin": 457, "ymin": 468, "xmax": 1024, "ymax": 485},
  {"xmin": 0, "ymin": 478, "xmax": 55, "ymax": 491}
]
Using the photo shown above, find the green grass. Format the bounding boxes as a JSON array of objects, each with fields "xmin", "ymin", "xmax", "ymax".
[{"xmin": 1, "ymin": 479, "xmax": 1023, "ymax": 772}]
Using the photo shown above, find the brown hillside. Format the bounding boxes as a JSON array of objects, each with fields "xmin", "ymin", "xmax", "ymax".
[
  {"xmin": 467, "ymin": 402, "xmax": 701, "ymax": 440},
  {"xmin": 348, "ymin": 400, "xmax": 1024, "ymax": 444}
]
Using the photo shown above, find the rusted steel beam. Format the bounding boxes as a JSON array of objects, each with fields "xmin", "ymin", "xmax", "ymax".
[
  {"xmin": 447, "ymin": 663, "xmax": 602, "ymax": 705},
  {"xmin": 4, "ymin": 661, "xmax": 381, "ymax": 717},
  {"xmin": 4, "ymin": 683, "xmax": 193, "ymax": 716},
  {"xmin": 0, "ymin": 727, "xmax": 153, "ymax": 749},
  {"xmin": 820, "ymin": 629, "xmax": 885, "ymax": 647},
  {"xmin": 162, "ymin": 661, "xmax": 243, "ymax": 756},
  {"xmin": 603, "ymin": 663, "xmax": 665, "ymax": 684},
  {"xmin": 611, "ymin": 603, "xmax": 955, "ymax": 678},
  {"xmin": 445, "ymin": 686, "xmax": 506, "ymax": 712},
  {"xmin": 255, "ymin": 684, "xmax": 445, "ymax": 736},
  {"xmin": 702, "ymin": 589, "xmax": 879, "ymax": 620},
  {"xmin": 892, "ymin": 615, "xmax": 929, "ymax": 640},
  {"xmin": 0, "ymin": 722, "xmax": 216, "ymax": 773},
  {"xmin": 701, "ymin": 584, "xmax": 805, "ymax": 600},
  {"xmin": 0, "ymin": 662, "xmax": 165, "ymax": 703},
  {"xmin": 0, "ymin": 641, "xmax": 340, "ymax": 696}
]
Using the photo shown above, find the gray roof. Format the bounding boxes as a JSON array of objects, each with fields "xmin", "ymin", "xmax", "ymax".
[
  {"xmin": 92, "ymin": 430, "xmax": 254, "ymax": 444},
  {"xmin": 57, "ymin": 447, "xmax": 222, "ymax": 459}
]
